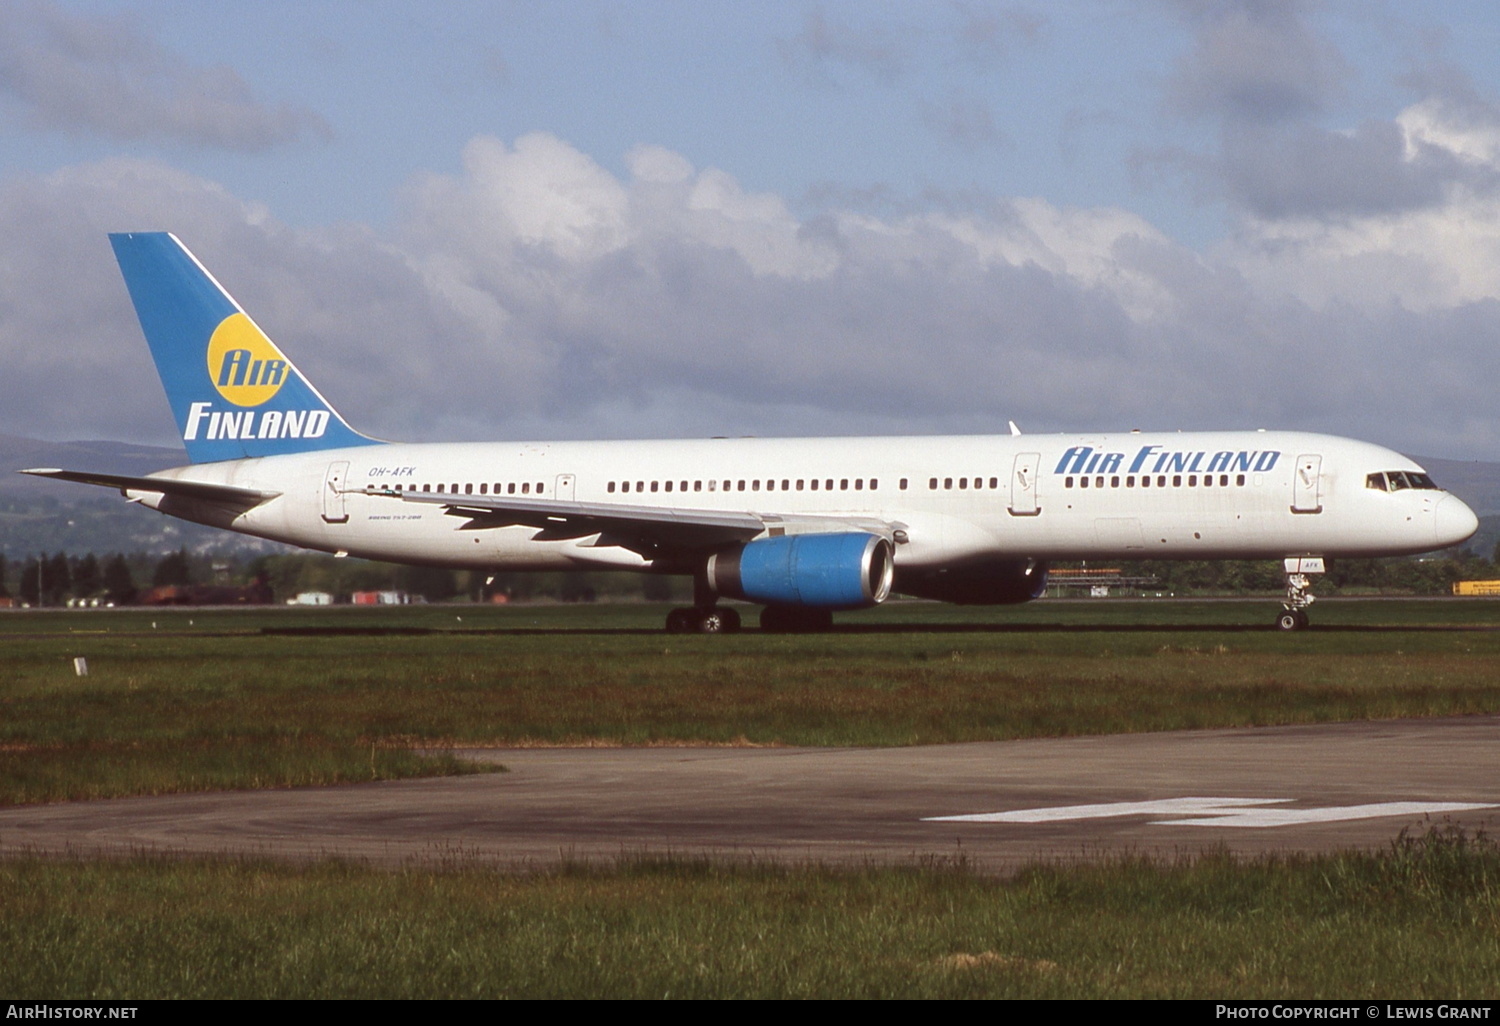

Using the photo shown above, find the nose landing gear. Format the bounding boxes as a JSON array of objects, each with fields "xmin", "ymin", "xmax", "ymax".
[{"xmin": 1277, "ymin": 557, "xmax": 1324, "ymax": 631}]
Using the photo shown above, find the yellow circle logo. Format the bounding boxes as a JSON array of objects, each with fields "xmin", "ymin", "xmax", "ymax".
[{"xmin": 206, "ymin": 313, "xmax": 290, "ymax": 407}]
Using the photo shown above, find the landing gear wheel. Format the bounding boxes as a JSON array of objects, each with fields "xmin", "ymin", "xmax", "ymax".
[
  {"xmin": 1275, "ymin": 609, "xmax": 1310, "ymax": 631},
  {"xmin": 665, "ymin": 606, "xmax": 741, "ymax": 634}
]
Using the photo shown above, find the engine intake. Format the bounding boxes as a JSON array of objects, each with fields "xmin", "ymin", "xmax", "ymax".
[{"xmin": 707, "ymin": 532, "xmax": 894, "ymax": 609}]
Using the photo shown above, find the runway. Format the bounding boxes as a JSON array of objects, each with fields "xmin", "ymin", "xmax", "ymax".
[{"xmin": 2, "ymin": 716, "xmax": 1497, "ymax": 871}]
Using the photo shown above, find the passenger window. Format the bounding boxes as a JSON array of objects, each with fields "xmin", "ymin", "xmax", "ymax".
[
  {"xmin": 681, "ymin": 481, "xmax": 688, "ymax": 492},
  {"xmin": 959, "ymin": 478, "xmax": 968, "ymax": 490},
  {"xmin": 1065, "ymin": 476, "xmax": 1074, "ymax": 488},
  {"xmin": 811, "ymin": 479, "xmax": 819, "ymax": 491},
  {"xmin": 737, "ymin": 480, "xmax": 746, "ymax": 491},
  {"xmin": 1095, "ymin": 476, "xmax": 1104, "ymax": 488},
  {"xmin": 651, "ymin": 482, "xmax": 659, "ymax": 493},
  {"xmin": 870, "ymin": 479, "xmax": 878, "ymax": 490},
  {"xmin": 1080, "ymin": 477, "xmax": 1089, "ymax": 489},
  {"xmin": 522, "ymin": 482, "xmax": 530, "ymax": 494},
  {"xmin": 1187, "ymin": 476, "xmax": 1196, "ymax": 487},
  {"xmin": 826, "ymin": 480, "xmax": 834, "ymax": 490},
  {"xmin": 944, "ymin": 478, "xmax": 953, "ymax": 490},
  {"xmin": 608, "ymin": 482, "xmax": 616, "ymax": 493},
  {"xmin": 796, "ymin": 480, "xmax": 804, "ymax": 491},
  {"xmin": 989, "ymin": 477, "xmax": 998, "ymax": 489},
  {"xmin": 900, "ymin": 478, "xmax": 908, "ymax": 490},
  {"xmin": 1126, "ymin": 476, "xmax": 1135, "ymax": 487},
  {"xmin": 1172, "ymin": 475, "xmax": 1181, "ymax": 487},
  {"xmin": 840, "ymin": 479, "xmax": 849, "ymax": 491},
  {"xmin": 782, "ymin": 480, "xmax": 790, "ymax": 491},
  {"xmin": 1158, "ymin": 476, "xmax": 1167, "ymax": 488},
  {"xmin": 1236, "ymin": 475, "xmax": 1245, "ymax": 486},
  {"xmin": 929, "ymin": 478, "xmax": 938, "ymax": 490},
  {"xmin": 665, "ymin": 481, "xmax": 673, "ymax": 492},
  {"xmin": 1111, "ymin": 476, "xmax": 1120, "ymax": 488},
  {"xmin": 1141, "ymin": 476, "xmax": 1150, "ymax": 488}
]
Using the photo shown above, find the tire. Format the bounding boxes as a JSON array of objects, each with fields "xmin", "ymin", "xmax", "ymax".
[
  {"xmin": 665, "ymin": 607, "xmax": 694, "ymax": 633},
  {"xmin": 697, "ymin": 609, "xmax": 726, "ymax": 634},
  {"xmin": 1276, "ymin": 611, "xmax": 1301, "ymax": 631}
]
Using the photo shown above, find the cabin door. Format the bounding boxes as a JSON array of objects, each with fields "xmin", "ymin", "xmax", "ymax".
[
  {"xmin": 321, "ymin": 461, "xmax": 350, "ymax": 523},
  {"xmin": 555, "ymin": 474, "xmax": 576, "ymax": 500},
  {"xmin": 1292, "ymin": 454, "xmax": 1323, "ymax": 514},
  {"xmin": 1009, "ymin": 452, "xmax": 1041, "ymax": 516}
]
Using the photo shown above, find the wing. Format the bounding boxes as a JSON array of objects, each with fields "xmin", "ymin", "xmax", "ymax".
[{"xmin": 387, "ymin": 489, "xmax": 900, "ymax": 556}]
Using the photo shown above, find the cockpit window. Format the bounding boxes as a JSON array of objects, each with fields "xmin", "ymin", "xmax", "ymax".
[{"xmin": 1367, "ymin": 471, "xmax": 1440, "ymax": 492}]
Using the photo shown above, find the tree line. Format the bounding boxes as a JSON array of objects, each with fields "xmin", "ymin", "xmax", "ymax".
[{"xmin": 1, "ymin": 546, "xmax": 1496, "ymax": 608}]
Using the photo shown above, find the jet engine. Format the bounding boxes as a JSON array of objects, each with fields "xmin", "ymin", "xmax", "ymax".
[{"xmin": 707, "ymin": 532, "xmax": 894, "ymax": 609}]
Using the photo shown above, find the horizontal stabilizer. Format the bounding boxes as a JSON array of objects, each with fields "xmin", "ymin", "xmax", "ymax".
[{"xmin": 19, "ymin": 468, "xmax": 280, "ymax": 506}]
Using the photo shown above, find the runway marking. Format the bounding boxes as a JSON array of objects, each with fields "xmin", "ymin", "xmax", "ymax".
[{"xmin": 924, "ymin": 797, "xmax": 1498, "ymax": 829}]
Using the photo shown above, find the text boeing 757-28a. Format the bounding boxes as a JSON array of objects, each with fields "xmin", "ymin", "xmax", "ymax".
[{"xmin": 22, "ymin": 233, "xmax": 1479, "ymax": 632}]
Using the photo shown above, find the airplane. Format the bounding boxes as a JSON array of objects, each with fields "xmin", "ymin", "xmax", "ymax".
[{"xmin": 21, "ymin": 232, "xmax": 1480, "ymax": 633}]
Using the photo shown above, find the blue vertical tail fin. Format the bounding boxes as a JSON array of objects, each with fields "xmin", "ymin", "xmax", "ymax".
[{"xmin": 109, "ymin": 232, "xmax": 381, "ymax": 463}]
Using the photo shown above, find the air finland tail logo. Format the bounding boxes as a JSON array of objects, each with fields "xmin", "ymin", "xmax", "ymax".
[
  {"xmin": 183, "ymin": 312, "xmax": 329, "ymax": 442},
  {"xmin": 207, "ymin": 313, "xmax": 289, "ymax": 406}
]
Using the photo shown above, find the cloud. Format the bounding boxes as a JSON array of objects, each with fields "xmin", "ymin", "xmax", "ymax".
[
  {"xmin": 1163, "ymin": 0, "xmax": 1350, "ymax": 125},
  {"xmin": 919, "ymin": 94, "xmax": 1007, "ymax": 150},
  {"xmin": 4, "ymin": 131, "xmax": 1500, "ymax": 459},
  {"xmin": 951, "ymin": 2, "xmax": 1045, "ymax": 68},
  {"xmin": 776, "ymin": 8, "xmax": 911, "ymax": 85},
  {"xmin": 0, "ymin": 0, "xmax": 329, "ymax": 150}
]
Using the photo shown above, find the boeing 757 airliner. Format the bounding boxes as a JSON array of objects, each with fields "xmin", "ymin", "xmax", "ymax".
[{"xmin": 22, "ymin": 233, "xmax": 1480, "ymax": 632}]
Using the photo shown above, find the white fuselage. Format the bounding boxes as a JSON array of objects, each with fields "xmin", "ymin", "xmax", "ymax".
[{"xmin": 131, "ymin": 430, "xmax": 1479, "ymax": 574}]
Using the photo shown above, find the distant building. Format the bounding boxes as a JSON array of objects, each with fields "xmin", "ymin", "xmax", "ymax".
[
  {"xmin": 289, "ymin": 591, "xmax": 335, "ymax": 606},
  {"xmin": 351, "ymin": 591, "xmax": 411, "ymax": 605}
]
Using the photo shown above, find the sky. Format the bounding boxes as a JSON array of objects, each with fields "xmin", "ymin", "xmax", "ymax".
[{"xmin": 3, "ymin": 1, "xmax": 1500, "ymax": 460}]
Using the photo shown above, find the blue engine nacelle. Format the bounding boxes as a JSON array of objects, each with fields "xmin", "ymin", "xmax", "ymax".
[{"xmin": 706, "ymin": 532, "xmax": 895, "ymax": 609}]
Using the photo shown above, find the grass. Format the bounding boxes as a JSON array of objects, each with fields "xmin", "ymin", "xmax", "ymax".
[
  {"xmin": 1, "ymin": 827, "xmax": 1496, "ymax": 998},
  {"xmin": 2, "ymin": 599, "xmax": 1500, "ymax": 804}
]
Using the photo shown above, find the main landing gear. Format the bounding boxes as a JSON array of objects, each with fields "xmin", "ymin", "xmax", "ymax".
[
  {"xmin": 664, "ymin": 573, "xmax": 743, "ymax": 634},
  {"xmin": 1276, "ymin": 557, "xmax": 1325, "ymax": 631},
  {"xmin": 665, "ymin": 605, "xmax": 742, "ymax": 634}
]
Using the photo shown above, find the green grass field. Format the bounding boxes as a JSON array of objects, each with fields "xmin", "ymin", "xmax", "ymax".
[
  {"xmin": 3, "ymin": 599, "xmax": 1498, "ymax": 998},
  {"xmin": 4, "ymin": 829, "xmax": 1498, "ymax": 999},
  {"xmin": 3, "ymin": 599, "xmax": 1500, "ymax": 804}
]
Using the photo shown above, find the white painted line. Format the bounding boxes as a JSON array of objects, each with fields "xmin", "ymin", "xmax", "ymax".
[
  {"xmin": 924, "ymin": 797, "xmax": 1287, "ymax": 823},
  {"xmin": 1165, "ymin": 801, "xmax": 1497, "ymax": 829},
  {"xmin": 924, "ymin": 797, "xmax": 1499, "ymax": 829}
]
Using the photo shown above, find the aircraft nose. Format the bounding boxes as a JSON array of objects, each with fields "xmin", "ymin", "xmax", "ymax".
[{"xmin": 1434, "ymin": 494, "xmax": 1480, "ymax": 548}]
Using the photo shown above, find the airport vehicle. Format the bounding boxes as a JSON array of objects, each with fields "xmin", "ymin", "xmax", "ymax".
[{"xmin": 23, "ymin": 233, "xmax": 1480, "ymax": 632}]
